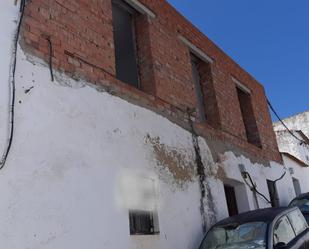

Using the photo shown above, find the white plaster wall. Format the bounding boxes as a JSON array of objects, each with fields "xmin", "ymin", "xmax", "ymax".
[
  {"xmin": 274, "ymin": 111, "xmax": 309, "ymax": 137},
  {"xmin": 273, "ymin": 112, "xmax": 309, "ymax": 198},
  {"xmin": 210, "ymin": 152, "xmax": 296, "ymax": 212},
  {"xmin": 0, "ymin": 43, "xmax": 208, "ymax": 249},
  {"xmin": 275, "ymin": 130, "xmax": 309, "ymax": 165},
  {"xmin": 195, "ymin": 142, "xmax": 298, "ymax": 222},
  {"xmin": 201, "ymin": 152, "xmax": 295, "ymax": 218},
  {"xmin": 283, "ymin": 156, "xmax": 309, "ymax": 196}
]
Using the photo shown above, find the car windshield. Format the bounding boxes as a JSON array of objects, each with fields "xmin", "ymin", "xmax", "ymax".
[
  {"xmin": 289, "ymin": 198, "xmax": 309, "ymax": 212},
  {"xmin": 200, "ymin": 222, "xmax": 267, "ymax": 249}
]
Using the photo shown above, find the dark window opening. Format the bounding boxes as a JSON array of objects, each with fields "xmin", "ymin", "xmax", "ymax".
[
  {"xmin": 236, "ymin": 87, "xmax": 262, "ymax": 148},
  {"xmin": 199, "ymin": 61, "xmax": 217, "ymax": 126},
  {"xmin": 129, "ymin": 210, "xmax": 157, "ymax": 235},
  {"xmin": 112, "ymin": 0, "xmax": 140, "ymax": 88},
  {"xmin": 267, "ymin": 180, "xmax": 279, "ymax": 207},
  {"xmin": 191, "ymin": 53, "xmax": 207, "ymax": 122},
  {"xmin": 189, "ymin": 52, "xmax": 220, "ymax": 127},
  {"xmin": 224, "ymin": 185, "xmax": 239, "ymax": 217},
  {"xmin": 292, "ymin": 177, "xmax": 301, "ymax": 196}
]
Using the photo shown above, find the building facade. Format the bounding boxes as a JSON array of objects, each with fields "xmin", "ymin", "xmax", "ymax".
[
  {"xmin": 274, "ymin": 111, "xmax": 309, "ymax": 139},
  {"xmin": 274, "ymin": 112, "xmax": 309, "ymax": 198},
  {"xmin": 0, "ymin": 0, "xmax": 301, "ymax": 248}
]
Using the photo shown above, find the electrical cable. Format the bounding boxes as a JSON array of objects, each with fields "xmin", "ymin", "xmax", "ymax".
[
  {"xmin": 273, "ymin": 170, "xmax": 286, "ymax": 184},
  {"xmin": 267, "ymin": 98, "xmax": 307, "ymax": 145},
  {"xmin": 0, "ymin": 0, "xmax": 25, "ymax": 170},
  {"xmin": 46, "ymin": 37, "xmax": 54, "ymax": 82},
  {"xmin": 243, "ymin": 172, "xmax": 272, "ymax": 204},
  {"xmin": 19, "ymin": 0, "xmax": 25, "ymax": 12},
  {"xmin": 241, "ymin": 170, "xmax": 286, "ymax": 205}
]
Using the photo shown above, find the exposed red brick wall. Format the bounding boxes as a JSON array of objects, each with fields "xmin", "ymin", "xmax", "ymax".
[
  {"xmin": 21, "ymin": 0, "xmax": 282, "ymax": 163},
  {"xmin": 134, "ymin": 13, "xmax": 156, "ymax": 95}
]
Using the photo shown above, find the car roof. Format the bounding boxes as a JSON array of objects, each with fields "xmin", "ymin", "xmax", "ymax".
[
  {"xmin": 214, "ymin": 207, "xmax": 295, "ymax": 227},
  {"xmin": 292, "ymin": 192, "xmax": 309, "ymax": 201}
]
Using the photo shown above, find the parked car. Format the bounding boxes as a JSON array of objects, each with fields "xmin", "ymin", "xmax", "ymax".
[
  {"xmin": 289, "ymin": 193, "xmax": 309, "ymax": 224},
  {"xmin": 198, "ymin": 207, "xmax": 309, "ymax": 249}
]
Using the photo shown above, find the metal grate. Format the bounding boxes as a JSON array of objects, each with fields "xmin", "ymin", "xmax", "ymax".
[{"xmin": 129, "ymin": 210, "xmax": 155, "ymax": 235}]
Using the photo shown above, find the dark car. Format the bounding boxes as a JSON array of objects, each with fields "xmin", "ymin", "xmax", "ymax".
[
  {"xmin": 198, "ymin": 207, "xmax": 309, "ymax": 249},
  {"xmin": 289, "ymin": 193, "xmax": 309, "ymax": 224}
]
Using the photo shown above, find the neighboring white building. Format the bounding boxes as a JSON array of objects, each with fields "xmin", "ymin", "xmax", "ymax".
[
  {"xmin": 274, "ymin": 111, "xmax": 309, "ymax": 137},
  {"xmin": 0, "ymin": 1, "xmax": 305, "ymax": 249},
  {"xmin": 274, "ymin": 114, "xmax": 309, "ymax": 197},
  {"xmin": 275, "ymin": 130, "xmax": 309, "ymax": 165}
]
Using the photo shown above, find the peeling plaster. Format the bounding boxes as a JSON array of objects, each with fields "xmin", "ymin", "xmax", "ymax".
[{"xmin": 145, "ymin": 134, "xmax": 196, "ymax": 188}]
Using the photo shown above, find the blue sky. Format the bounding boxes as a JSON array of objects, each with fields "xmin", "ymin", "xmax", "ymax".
[{"xmin": 167, "ymin": 0, "xmax": 309, "ymax": 119}]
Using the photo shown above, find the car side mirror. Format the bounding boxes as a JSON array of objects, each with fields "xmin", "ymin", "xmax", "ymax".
[{"xmin": 274, "ymin": 242, "xmax": 287, "ymax": 249}]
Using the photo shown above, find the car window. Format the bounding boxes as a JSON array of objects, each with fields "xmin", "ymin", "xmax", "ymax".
[
  {"xmin": 273, "ymin": 215, "xmax": 296, "ymax": 246},
  {"xmin": 200, "ymin": 222, "xmax": 267, "ymax": 249},
  {"xmin": 287, "ymin": 209, "xmax": 308, "ymax": 235},
  {"xmin": 289, "ymin": 198, "xmax": 309, "ymax": 212}
]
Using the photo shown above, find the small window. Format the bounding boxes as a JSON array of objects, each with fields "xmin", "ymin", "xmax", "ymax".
[
  {"xmin": 236, "ymin": 86, "xmax": 262, "ymax": 148},
  {"xmin": 273, "ymin": 215, "xmax": 296, "ymax": 246},
  {"xmin": 191, "ymin": 53, "xmax": 207, "ymax": 122},
  {"xmin": 112, "ymin": 0, "xmax": 140, "ymax": 87},
  {"xmin": 129, "ymin": 210, "xmax": 159, "ymax": 235},
  {"xmin": 287, "ymin": 209, "xmax": 308, "ymax": 236},
  {"xmin": 267, "ymin": 180, "xmax": 279, "ymax": 207}
]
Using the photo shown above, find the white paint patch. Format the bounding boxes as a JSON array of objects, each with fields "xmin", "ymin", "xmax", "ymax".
[{"xmin": 116, "ymin": 170, "xmax": 157, "ymax": 211}]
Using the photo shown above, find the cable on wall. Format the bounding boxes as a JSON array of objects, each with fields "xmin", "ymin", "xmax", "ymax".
[
  {"xmin": 241, "ymin": 171, "xmax": 271, "ymax": 204},
  {"xmin": 267, "ymin": 98, "xmax": 307, "ymax": 145},
  {"xmin": 0, "ymin": 0, "xmax": 25, "ymax": 170},
  {"xmin": 240, "ymin": 168, "xmax": 286, "ymax": 205},
  {"xmin": 46, "ymin": 37, "xmax": 54, "ymax": 82},
  {"xmin": 273, "ymin": 170, "xmax": 286, "ymax": 184}
]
